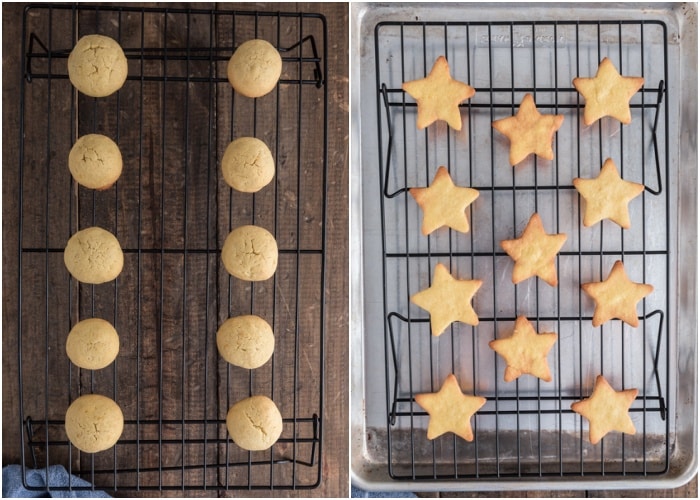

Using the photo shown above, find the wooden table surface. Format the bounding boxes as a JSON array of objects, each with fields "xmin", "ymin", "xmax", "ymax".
[{"xmin": 2, "ymin": 2, "xmax": 348, "ymax": 497}]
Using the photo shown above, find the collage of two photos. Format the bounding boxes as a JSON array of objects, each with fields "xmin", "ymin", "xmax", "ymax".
[{"xmin": 2, "ymin": 2, "xmax": 698, "ymax": 498}]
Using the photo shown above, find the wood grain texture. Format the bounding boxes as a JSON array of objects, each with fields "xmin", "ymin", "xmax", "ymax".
[{"xmin": 3, "ymin": 2, "xmax": 348, "ymax": 497}]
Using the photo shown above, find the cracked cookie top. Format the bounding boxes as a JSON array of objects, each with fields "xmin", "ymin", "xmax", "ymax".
[
  {"xmin": 69, "ymin": 134, "xmax": 123, "ymax": 190},
  {"xmin": 65, "ymin": 394, "xmax": 124, "ymax": 453},
  {"xmin": 221, "ymin": 225, "xmax": 278, "ymax": 281},
  {"xmin": 64, "ymin": 226, "xmax": 124, "ymax": 284},
  {"xmin": 226, "ymin": 395, "xmax": 283, "ymax": 451},
  {"xmin": 217, "ymin": 314, "xmax": 275, "ymax": 369},
  {"xmin": 66, "ymin": 318, "xmax": 120, "ymax": 370},
  {"xmin": 221, "ymin": 137, "xmax": 275, "ymax": 193},
  {"xmin": 67, "ymin": 34, "xmax": 128, "ymax": 98},
  {"xmin": 227, "ymin": 39, "xmax": 282, "ymax": 98}
]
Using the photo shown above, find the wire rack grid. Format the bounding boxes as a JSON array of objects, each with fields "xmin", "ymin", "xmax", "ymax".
[
  {"xmin": 374, "ymin": 19, "xmax": 670, "ymax": 480},
  {"xmin": 18, "ymin": 3, "xmax": 327, "ymax": 492}
]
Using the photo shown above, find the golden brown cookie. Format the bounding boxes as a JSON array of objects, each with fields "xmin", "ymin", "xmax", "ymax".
[
  {"xmin": 217, "ymin": 315, "xmax": 275, "ymax": 369},
  {"xmin": 66, "ymin": 318, "xmax": 120, "ymax": 370},
  {"xmin": 500, "ymin": 213, "xmax": 567, "ymax": 287},
  {"xmin": 67, "ymin": 34, "xmax": 128, "ymax": 97},
  {"xmin": 402, "ymin": 56, "xmax": 475, "ymax": 130},
  {"xmin": 573, "ymin": 158, "xmax": 645, "ymax": 229},
  {"xmin": 410, "ymin": 263, "xmax": 482, "ymax": 337},
  {"xmin": 64, "ymin": 227, "xmax": 124, "ymax": 284},
  {"xmin": 571, "ymin": 375, "xmax": 638, "ymax": 445},
  {"xmin": 221, "ymin": 137, "xmax": 275, "ymax": 193},
  {"xmin": 226, "ymin": 395, "xmax": 283, "ymax": 451},
  {"xmin": 409, "ymin": 166, "xmax": 479, "ymax": 235},
  {"xmin": 227, "ymin": 39, "xmax": 282, "ymax": 98},
  {"xmin": 573, "ymin": 57, "xmax": 644, "ymax": 125},
  {"xmin": 581, "ymin": 260, "xmax": 653, "ymax": 328},
  {"xmin": 68, "ymin": 134, "xmax": 123, "ymax": 190},
  {"xmin": 489, "ymin": 316, "xmax": 557, "ymax": 382},
  {"xmin": 64, "ymin": 394, "xmax": 124, "ymax": 453},
  {"xmin": 221, "ymin": 225, "xmax": 278, "ymax": 281},
  {"xmin": 414, "ymin": 373, "xmax": 486, "ymax": 442},
  {"xmin": 492, "ymin": 93, "xmax": 564, "ymax": 166}
]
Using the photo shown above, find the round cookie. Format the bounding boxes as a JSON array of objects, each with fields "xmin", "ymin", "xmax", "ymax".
[
  {"xmin": 67, "ymin": 34, "xmax": 128, "ymax": 97},
  {"xmin": 217, "ymin": 315, "xmax": 274, "ymax": 369},
  {"xmin": 66, "ymin": 318, "xmax": 120, "ymax": 370},
  {"xmin": 227, "ymin": 39, "xmax": 282, "ymax": 98},
  {"xmin": 69, "ymin": 134, "xmax": 123, "ymax": 190},
  {"xmin": 64, "ymin": 227, "xmax": 124, "ymax": 284},
  {"xmin": 65, "ymin": 394, "xmax": 124, "ymax": 453},
  {"xmin": 221, "ymin": 225, "xmax": 278, "ymax": 281},
  {"xmin": 226, "ymin": 395, "xmax": 283, "ymax": 451},
  {"xmin": 221, "ymin": 137, "xmax": 275, "ymax": 193}
]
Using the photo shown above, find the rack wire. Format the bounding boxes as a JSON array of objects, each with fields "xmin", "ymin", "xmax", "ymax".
[
  {"xmin": 18, "ymin": 3, "xmax": 327, "ymax": 491},
  {"xmin": 375, "ymin": 19, "xmax": 670, "ymax": 480}
]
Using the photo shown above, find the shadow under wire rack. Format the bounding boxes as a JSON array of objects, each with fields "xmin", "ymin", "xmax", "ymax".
[
  {"xmin": 18, "ymin": 3, "xmax": 327, "ymax": 491},
  {"xmin": 375, "ymin": 19, "xmax": 670, "ymax": 480}
]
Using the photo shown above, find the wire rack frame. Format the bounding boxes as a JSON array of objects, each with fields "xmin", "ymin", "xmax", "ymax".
[
  {"xmin": 374, "ymin": 19, "xmax": 670, "ymax": 481},
  {"xmin": 18, "ymin": 3, "xmax": 327, "ymax": 492}
]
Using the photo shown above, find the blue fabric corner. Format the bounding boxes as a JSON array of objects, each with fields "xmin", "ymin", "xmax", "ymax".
[{"xmin": 3, "ymin": 465, "xmax": 111, "ymax": 498}]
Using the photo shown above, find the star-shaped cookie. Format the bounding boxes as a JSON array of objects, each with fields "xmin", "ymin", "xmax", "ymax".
[
  {"xmin": 573, "ymin": 57, "xmax": 644, "ymax": 125},
  {"xmin": 409, "ymin": 166, "xmax": 479, "ymax": 235},
  {"xmin": 414, "ymin": 373, "xmax": 487, "ymax": 442},
  {"xmin": 573, "ymin": 158, "xmax": 645, "ymax": 229},
  {"xmin": 489, "ymin": 316, "xmax": 558, "ymax": 382},
  {"xmin": 571, "ymin": 374, "xmax": 638, "ymax": 445},
  {"xmin": 492, "ymin": 93, "xmax": 564, "ymax": 166},
  {"xmin": 581, "ymin": 260, "xmax": 653, "ymax": 328},
  {"xmin": 402, "ymin": 56, "xmax": 476, "ymax": 130},
  {"xmin": 410, "ymin": 263, "xmax": 482, "ymax": 337},
  {"xmin": 500, "ymin": 213, "xmax": 567, "ymax": 287}
]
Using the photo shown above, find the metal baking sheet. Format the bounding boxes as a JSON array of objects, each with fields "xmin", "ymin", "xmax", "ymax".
[{"xmin": 351, "ymin": 2, "xmax": 697, "ymax": 491}]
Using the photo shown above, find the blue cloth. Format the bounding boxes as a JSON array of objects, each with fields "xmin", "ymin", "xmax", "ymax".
[
  {"xmin": 3, "ymin": 465, "xmax": 110, "ymax": 498},
  {"xmin": 351, "ymin": 485, "xmax": 416, "ymax": 498}
]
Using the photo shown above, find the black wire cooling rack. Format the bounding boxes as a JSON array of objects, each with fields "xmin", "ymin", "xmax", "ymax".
[
  {"xmin": 18, "ymin": 3, "xmax": 327, "ymax": 491},
  {"xmin": 375, "ymin": 19, "xmax": 670, "ymax": 480}
]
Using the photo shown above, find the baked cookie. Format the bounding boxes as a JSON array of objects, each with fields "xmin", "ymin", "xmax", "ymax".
[
  {"xmin": 65, "ymin": 394, "xmax": 124, "ymax": 453},
  {"xmin": 581, "ymin": 260, "xmax": 653, "ymax": 328},
  {"xmin": 66, "ymin": 318, "xmax": 120, "ymax": 370},
  {"xmin": 226, "ymin": 395, "xmax": 283, "ymax": 451},
  {"xmin": 221, "ymin": 137, "xmax": 275, "ymax": 193},
  {"xmin": 64, "ymin": 227, "xmax": 124, "ymax": 284},
  {"xmin": 571, "ymin": 375, "xmax": 638, "ymax": 445},
  {"xmin": 221, "ymin": 225, "xmax": 278, "ymax": 281},
  {"xmin": 500, "ymin": 213, "xmax": 567, "ymax": 287},
  {"xmin": 69, "ymin": 134, "xmax": 123, "ymax": 190},
  {"xmin": 217, "ymin": 315, "xmax": 275, "ymax": 369},
  {"xmin": 67, "ymin": 34, "xmax": 128, "ymax": 97},
  {"xmin": 492, "ymin": 93, "xmax": 564, "ymax": 166},
  {"xmin": 409, "ymin": 166, "xmax": 479, "ymax": 235},
  {"xmin": 402, "ymin": 55, "xmax": 475, "ymax": 130},
  {"xmin": 414, "ymin": 373, "xmax": 486, "ymax": 442},
  {"xmin": 410, "ymin": 262, "xmax": 482, "ymax": 337},
  {"xmin": 573, "ymin": 57, "xmax": 644, "ymax": 125},
  {"xmin": 227, "ymin": 39, "xmax": 282, "ymax": 98},
  {"xmin": 573, "ymin": 158, "xmax": 645, "ymax": 229},
  {"xmin": 489, "ymin": 316, "xmax": 557, "ymax": 382}
]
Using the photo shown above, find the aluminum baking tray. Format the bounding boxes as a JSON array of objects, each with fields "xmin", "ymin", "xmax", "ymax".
[{"xmin": 351, "ymin": 2, "xmax": 697, "ymax": 492}]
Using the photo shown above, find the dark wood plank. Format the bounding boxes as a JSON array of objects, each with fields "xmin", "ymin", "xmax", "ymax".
[
  {"xmin": 308, "ymin": 2, "xmax": 350, "ymax": 498},
  {"xmin": 2, "ymin": 1, "xmax": 23, "ymax": 465},
  {"xmin": 3, "ymin": 2, "xmax": 26, "ymax": 467}
]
